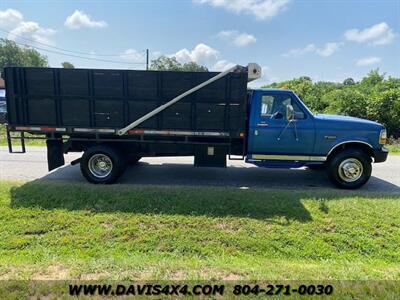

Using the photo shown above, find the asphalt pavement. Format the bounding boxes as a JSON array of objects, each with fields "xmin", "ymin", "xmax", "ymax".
[{"xmin": 1, "ymin": 146, "xmax": 399, "ymax": 192}]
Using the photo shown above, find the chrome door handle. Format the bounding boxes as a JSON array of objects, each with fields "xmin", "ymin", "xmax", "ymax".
[{"xmin": 257, "ymin": 123, "xmax": 269, "ymax": 127}]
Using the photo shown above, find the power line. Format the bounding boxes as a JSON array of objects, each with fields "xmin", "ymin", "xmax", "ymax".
[
  {"xmin": 0, "ymin": 27, "xmax": 147, "ymax": 57},
  {"xmin": 2, "ymin": 36, "xmax": 147, "ymax": 66}
]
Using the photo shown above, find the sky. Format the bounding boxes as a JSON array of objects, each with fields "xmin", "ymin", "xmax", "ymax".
[{"xmin": 0, "ymin": 0, "xmax": 399, "ymax": 87}]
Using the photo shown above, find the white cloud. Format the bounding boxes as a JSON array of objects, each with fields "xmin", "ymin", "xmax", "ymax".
[
  {"xmin": 212, "ymin": 60, "xmax": 236, "ymax": 71},
  {"xmin": 217, "ymin": 30, "xmax": 257, "ymax": 47},
  {"xmin": 0, "ymin": 8, "xmax": 23, "ymax": 28},
  {"xmin": 0, "ymin": 8, "xmax": 56, "ymax": 45},
  {"xmin": 344, "ymin": 22, "xmax": 395, "ymax": 46},
  {"xmin": 174, "ymin": 43, "xmax": 219, "ymax": 65},
  {"xmin": 148, "ymin": 44, "xmax": 223, "ymax": 69},
  {"xmin": 283, "ymin": 42, "xmax": 342, "ymax": 58},
  {"xmin": 315, "ymin": 42, "xmax": 343, "ymax": 57},
  {"xmin": 65, "ymin": 10, "xmax": 107, "ymax": 29},
  {"xmin": 283, "ymin": 44, "xmax": 316, "ymax": 57},
  {"xmin": 355, "ymin": 56, "xmax": 382, "ymax": 66},
  {"xmin": 195, "ymin": 0, "xmax": 290, "ymax": 20},
  {"xmin": 9, "ymin": 21, "xmax": 56, "ymax": 45},
  {"xmin": 120, "ymin": 48, "xmax": 145, "ymax": 62}
]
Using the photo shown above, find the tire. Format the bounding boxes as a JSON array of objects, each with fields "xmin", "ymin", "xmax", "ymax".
[
  {"xmin": 126, "ymin": 154, "xmax": 141, "ymax": 165},
  {"xmin": 80, "ymin": 145, "xmax": 126, "ymax": 184},
  {"xmin": 327, "ymin": 149, "xmax": 372, "ymax": 189}
]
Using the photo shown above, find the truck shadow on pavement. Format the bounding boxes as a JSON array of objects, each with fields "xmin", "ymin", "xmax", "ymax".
[
  {"xmin": 119, "ymin": 162, "xmax": 400, "ymax": 192},
  {"xmin": 33, "ymin": 160, "xmax": 400, "ymax": 192}
]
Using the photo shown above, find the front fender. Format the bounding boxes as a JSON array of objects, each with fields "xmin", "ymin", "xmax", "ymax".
[{"xmin": 325, "ymin": 138, "xmax": 373, "ymax": 157}]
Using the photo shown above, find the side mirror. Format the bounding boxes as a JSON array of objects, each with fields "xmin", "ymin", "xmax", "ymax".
[{"xmin": 286, "ymin": 104, "xmax": 294, "ymax": 121}]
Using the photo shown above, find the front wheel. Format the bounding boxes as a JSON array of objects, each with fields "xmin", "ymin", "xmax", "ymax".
[
  {"xmin": 327, "ymin": 149, "xmax": 372, "ymax": 189},
  {"xmin": 80, "ymin": 145, "xmax": 126, "ymax": 184}
]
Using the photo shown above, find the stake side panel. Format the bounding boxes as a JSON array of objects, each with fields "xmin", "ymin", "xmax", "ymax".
[{"xmin": 5, "ymin": 67, "xmax": 248, "ymax": 138}]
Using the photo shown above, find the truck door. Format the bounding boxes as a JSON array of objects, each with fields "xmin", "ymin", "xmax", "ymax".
[{"xmin": 248, "ymin": 91, "xmax": 315, "ymax": 157}]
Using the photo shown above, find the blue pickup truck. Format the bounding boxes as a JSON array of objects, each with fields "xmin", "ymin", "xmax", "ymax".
[
  {"xmin": 5, "ymin": 64, "xmax": 388, "ymax": 188},
  {"xmin": 246, "ymin": 88, "xmax": 388, "ymax": 188}
]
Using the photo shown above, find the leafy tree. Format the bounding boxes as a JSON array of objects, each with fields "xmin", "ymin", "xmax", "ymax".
[
  {"xmin": 324, "ymin": 88, "xmax": 368, "ymax": 118},
  {"xmin": 180, "ymin": 61, "xmax": 208, "ymax": 72},
  {"xmin": 379, "ymin": 76, "xmax": 400, "ymax": 91},
  {"xmin": 150, "ymin": 56, "xmax": 180, "ymax": 71},
  {"xmin": 308, "ymin": 81, "xmax": 342, "ymax": 112},
  {"xmin": 61, "ymin": 61, "xmax": 75, "ymax": 69},
  {"xmin": 359, "ymin": 69, "xmax": 385, "ymax": 95},
  {"xmin": 0, "ymin": 39, "xmax": 48, "ymax": 72},
  {"xmin": 262, "ymin": 69, "xmax": 399, "ymax": 137},
  {"xmin": 368, "ymin": 89, "xmax": 400, "ymax": 138},
  {"xmin": 264, "ymin": 76, "xmax": 312, "ymax": 98},
  {"xmin": 150, "ymin": 56, "xmax": 208, "ymax": 72},
  {"xmin": 361, "ymin": 69, "xmax": 385, "ymax": 87},
  {"xmin": 343, "ymin": 78, "xmax": 355, "ymax": 86},
  {"xmin": 264, "ymin": 76, "xmax": 317, "ymax": 110}
]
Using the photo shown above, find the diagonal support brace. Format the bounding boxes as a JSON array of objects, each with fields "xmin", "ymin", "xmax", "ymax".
[{"xmin": 117, "ymin": 63, "xmax": 260, "ymax": 136}]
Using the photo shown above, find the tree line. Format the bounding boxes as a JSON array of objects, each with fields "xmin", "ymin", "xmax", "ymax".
[{"xmin": 0, "ymin": 39, "xmax": 73, "ymax": 71}]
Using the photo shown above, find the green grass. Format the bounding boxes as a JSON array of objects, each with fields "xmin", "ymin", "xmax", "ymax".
[
  {"xmin": 0, "ymin": 124, "xmax": 8, "ymax": 146},
  {"xmin": 387, "ymin": 144, "xmax": 400, "ymax": 155},
  {"xmin": 0, "ymin": 180, "xmax": 399, "ymax": 281}
]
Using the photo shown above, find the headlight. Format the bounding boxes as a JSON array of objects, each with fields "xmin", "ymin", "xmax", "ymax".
[{"xmin": 379, "ymin": 129, "xmax": 387, "ymax": 145}]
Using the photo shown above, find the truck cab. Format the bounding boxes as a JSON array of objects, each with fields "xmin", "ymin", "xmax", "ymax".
[{"xmin": 246, "ymin": 89, "xmax": 388, "ymax": 188}]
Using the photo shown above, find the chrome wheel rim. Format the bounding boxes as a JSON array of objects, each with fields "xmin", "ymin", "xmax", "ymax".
[
  {"xmin": 338, "ymin": 158, "xmax": 363, "ymax": 182},
  {"xmin": 88, "ymin": 154, "xmax": 113, "ymax": 178}
]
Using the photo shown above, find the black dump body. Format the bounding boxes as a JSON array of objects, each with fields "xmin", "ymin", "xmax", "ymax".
[
  {"xmin": 5, "ymin": 67, "xmax": 249, "ymax": 168},
  {"xmin": 5, "ymin": 67, "xmax": 248, "ymax": 134}
]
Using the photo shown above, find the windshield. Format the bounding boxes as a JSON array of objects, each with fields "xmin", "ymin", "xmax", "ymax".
[{"xmin": 291, "ymin": 92, "xmax": 314, "ymax": 117}]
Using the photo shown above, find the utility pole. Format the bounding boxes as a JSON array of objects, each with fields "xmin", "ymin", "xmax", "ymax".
[{"xmin": 146, "ymin": 49, "xmax": 149, "ymax": 70}]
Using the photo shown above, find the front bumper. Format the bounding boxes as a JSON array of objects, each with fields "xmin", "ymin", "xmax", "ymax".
[{"xmin": 373, "ymin": 146, "xmax": 389, "ymax": 163}]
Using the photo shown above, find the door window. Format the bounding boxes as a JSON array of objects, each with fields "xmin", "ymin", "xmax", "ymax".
[
  {"xmin": 261, "ymin": 95, "xmax": 274, "ymax": 116},
  {"xmin": 260, "ymin": 93, "xmax": 305, "ymax": 119}
]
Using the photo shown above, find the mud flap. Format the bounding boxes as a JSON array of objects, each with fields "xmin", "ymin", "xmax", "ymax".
[{"xmin": 47, "ymin": 139, "xmax": 65, "ymax": 171}]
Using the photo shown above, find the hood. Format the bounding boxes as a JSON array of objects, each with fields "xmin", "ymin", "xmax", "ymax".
[{"xmin": 314, "ymin": 114, "xmax": 383, "ymax": 128}]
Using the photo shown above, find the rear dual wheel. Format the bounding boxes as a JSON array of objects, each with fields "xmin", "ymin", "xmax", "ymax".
[{"xmin": 80, "ymin": 145, "xmax": 126, "ymax": 184}]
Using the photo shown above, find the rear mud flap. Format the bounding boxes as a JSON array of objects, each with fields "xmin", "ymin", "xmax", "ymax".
[{"xmin": 47, "ymin": 139, "xmax": 65, "ymax": 171}]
